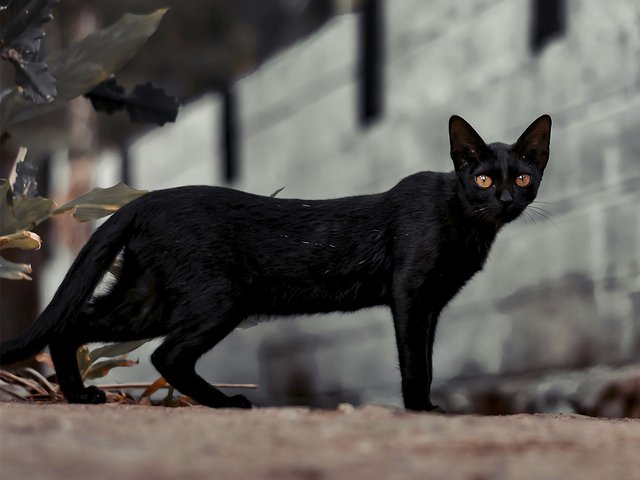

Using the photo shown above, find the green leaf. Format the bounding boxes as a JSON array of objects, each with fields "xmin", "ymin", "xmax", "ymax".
[
  {"xmin": 0, "ymin": 230, "xmax": 41, "ymax": 251},
  {"xmin": 7, "ymin": 196, "xmax": 55, "ymax": 234},
  {"xmin": 88, "ymin": 340, "xmax": 148, "ymax": 364},
  {"xmin": 53, "ymin": 182, "xmax": 147, "ymax": 222},
  {"xmin": 1, "ymin": 9, "xmax": 169, "ymax": 128},
  {"xmin": 0, "ymin": 256, "xmax": 32, "ymax": 280},
  {"xmin": 82, "ymin": 357, "xmax": 139, "ymax": 380},
  {"xmin": 0, "ymin": 179, "xmax": 56, "ymax": 235}
]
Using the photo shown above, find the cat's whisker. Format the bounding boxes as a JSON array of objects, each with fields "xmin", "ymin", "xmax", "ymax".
[
  {"xmin": 525, "ymin": 207, "xmax": 561, "ymax": 231},
  {"xmin": 472, "ymin": 206, "xmax": 496, "ymax": 222},
  {"xmin": 523, "ymin": 209, "xmax": 539, "ymax": 224},
  {"xmin": 529, "ymin": 203, "xmax": 558, "ymax": 226},
  {"xmin": 522, "ymin": 210, "xmax": 536, "ymax": 225},
  {"xmin": 527, "ymin": 211, "xmax": 540, "ymax": 226},
  {"xmin": 528, "ymin": 204, "xmax": 553, "ymax": 215},
  {"xmin": 528, "ymin": 206, "xmax": 556, "ymax": 223}
]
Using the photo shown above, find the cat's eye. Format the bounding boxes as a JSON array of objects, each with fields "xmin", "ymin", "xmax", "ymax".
[
  {"xmin": 475, "ymin": 175, "xmax": 493, "ymax": 189},
  {"xmin": 515, "ymin": 174, "xmax": 531, "ymax": 187}
]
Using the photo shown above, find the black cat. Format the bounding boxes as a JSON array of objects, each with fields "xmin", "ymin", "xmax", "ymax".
[{"xmin": 0, "ymin": 115, "xmax": 551, "ymax": 410}]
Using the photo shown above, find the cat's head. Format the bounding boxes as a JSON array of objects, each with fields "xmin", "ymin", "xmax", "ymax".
[{"xmin": 449, "ymin": 114, "xmax": 551, "ymax": 226}]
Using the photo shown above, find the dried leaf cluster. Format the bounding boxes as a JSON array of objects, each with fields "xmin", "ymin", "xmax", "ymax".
[{"xmin": 0, "ymin": 342, "xmax": 257, "ymax": 407}]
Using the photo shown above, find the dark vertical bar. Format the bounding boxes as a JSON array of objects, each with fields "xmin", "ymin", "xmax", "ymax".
[
  {"xmin": 222, "ymin": 85, "xmax": 239, "ymax": 183},
  {"xmin": 358, "ymin": 0, "xmax": 384, "ymax": 126},
  {"xmin": 530, "ymin": 0, "xmax": 566, "ymax": 54},
  {"xmin": 38, "ymin": 152, "xmax": 52, "ymax": 197},
  {"xmin": 36, "ymin": 152, "xmax": 52, "ymax": 257},
  {"xmin": 120, "ymin": 141, "xmax": 130, "ymax": 185}
]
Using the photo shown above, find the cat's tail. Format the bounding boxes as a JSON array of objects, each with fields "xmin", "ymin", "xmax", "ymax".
[{"xmin": 0, "ymin": 203, "xmax": 138, "ymax": 365}]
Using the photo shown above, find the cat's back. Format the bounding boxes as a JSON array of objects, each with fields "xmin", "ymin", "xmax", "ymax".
[
  {"xmin": 386, "ymin": 171, "xmax": 457, "ymax": 218},
  {"xmin": 129, "ymin": 185, "xmax": 278, "ymax": 219},
  {"xmin": 390, "ymin": 170, "xmax": 455, "ymax": 196},
  {"xmin": 122, "ymin": 184, "xmax": 391, "ymax": 250},
  {"xmin": 136, "ymin": 184, "xmax": 386, "ymax": 222},
  {"xmin": 140, "ymin": 184, "xmax": 252, "ymax": 208}
]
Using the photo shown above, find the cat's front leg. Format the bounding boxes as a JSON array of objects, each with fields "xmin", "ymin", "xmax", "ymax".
[{"xmin": 391, "ymin": 288, "xmax": 443, "ymax": 412}]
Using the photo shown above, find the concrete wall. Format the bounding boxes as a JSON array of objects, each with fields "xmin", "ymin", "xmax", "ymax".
[{"xmin": 115, "ymin": 0, "xmax": 639, "ymax": 408}]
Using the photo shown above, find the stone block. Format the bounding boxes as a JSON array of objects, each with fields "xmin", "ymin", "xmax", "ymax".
[
  {"xmin": 434, "ymin": 308, "xmax": 514, "ymax": 381},
  {"xmin": 618, "ymin": 105, "xmax": 640, "ymax": 176},
  {"xmin": 605, "ymin": 201, "xmax": 640, "ymax": 272},
  {"xmin": 238, "ymin": 14, "xmax": 356, "ymax": 127},
  {"xmin": 130, "ymin": 94, "xmax": 221, "ymax": 189},
  {"xmin": 497, "ymin": 273, "xmax": 602, "ymax": 373}
]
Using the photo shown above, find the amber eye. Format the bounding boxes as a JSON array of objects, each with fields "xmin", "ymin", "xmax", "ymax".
[
  {"xmin": 475, "ymin": 175, "xmax": 493, "ymax": 189},
  {"xmin": 515, "ymin": 174, "xmax": 531, "ymax": 187}
]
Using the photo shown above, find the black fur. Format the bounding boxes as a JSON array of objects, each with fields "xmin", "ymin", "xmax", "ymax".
[{"xmin": 0, "ymin": 115, "xmax": 551, "ymax": 410}]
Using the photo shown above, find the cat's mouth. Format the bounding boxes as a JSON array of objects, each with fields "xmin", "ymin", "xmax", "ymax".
[
  {"xmin": 495, "ymin": 205, "xmax": 524, "ymax": 223},
  {"xmin": 472, "ymin": 205, "xmax": 522, "ymax": 225}
]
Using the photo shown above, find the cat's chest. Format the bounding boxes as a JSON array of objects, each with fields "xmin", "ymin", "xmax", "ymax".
[
  {"xmin": 409, "ymin": 225, "xmax": 493, "ymax": 285},
  {"xmin": 447, "ymin": 231, "xmax": 491, "ymax": 264},
  {"xmin": 431, "ymin": 245, "xmax": 486, "ymax": 287}
]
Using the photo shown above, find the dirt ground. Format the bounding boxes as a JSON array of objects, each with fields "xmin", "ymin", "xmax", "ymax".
[{"xmin": 1, "ymin": 402, "xmax": 639, "ymax": 480}]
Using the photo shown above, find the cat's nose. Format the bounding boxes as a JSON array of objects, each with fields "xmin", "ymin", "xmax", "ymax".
[{"xmin": 499, "ymin": 190, "xmax": 514, "ymax": 205}]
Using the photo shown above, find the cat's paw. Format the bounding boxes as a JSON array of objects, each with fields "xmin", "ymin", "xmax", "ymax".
[
  {"xmin": 427, "ymin": 404, "xmax": 446, "ymax": 414},
  {"xmin": 227, "ymin": 394, "xmax": 253, "ymax": 409},
  {"xmin": 66, "ymin": 386, "xmax": 107, "ymax": 405},
  {"xmin": 405, "ymin": 402, "xmax": 446, "ymax": 413}
]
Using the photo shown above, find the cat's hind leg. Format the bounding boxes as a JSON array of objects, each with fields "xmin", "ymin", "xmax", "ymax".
[
  {"xmin": 150, "ymin": 298, "xmax": 252, "ymax": 409},
  {"xmin": 47, "ymin": 271, "xmax": 141, "ymax": 405},
  {"xmin": 49, "ymin": 338, "xmax": 106, "ymax": 404}
]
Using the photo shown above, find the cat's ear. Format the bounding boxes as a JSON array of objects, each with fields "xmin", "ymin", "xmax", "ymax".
[
  {"xmin": 514, "ymin": 114, "xmax": 552, "ymax": 171},
  {"xmin": 449, "ymin": 115, "xmax": 487, "ymax": 171}
]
